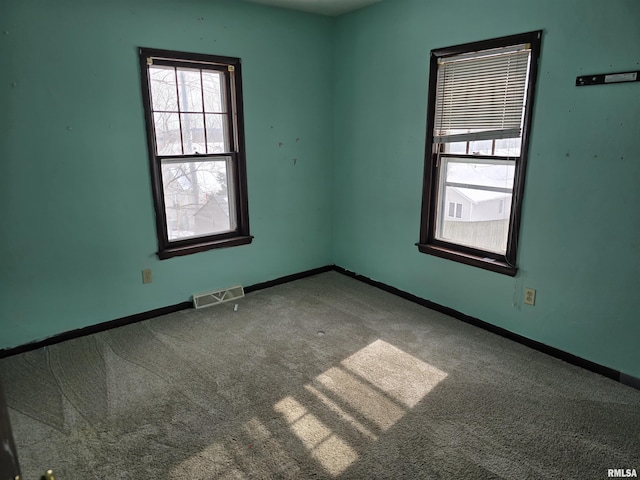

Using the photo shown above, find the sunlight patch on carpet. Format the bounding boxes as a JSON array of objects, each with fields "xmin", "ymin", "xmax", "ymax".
[
  {"xmin": 304, "ymin": 384, "xmax": 378, "ymax": 440},
  {"xmin": 274, "ymin": 339, "xmax": 447, "ymax": 476},
  {"xmin": 274, "ymin": 396, "xmax": 358, "ymax": 476},
  {"xmin": 342, "ymin": 339, "xmax": 448, "ymax": 408},
  {"xmin": 315, "ymin": 366, "xmax": 405, "ymax": 430}
]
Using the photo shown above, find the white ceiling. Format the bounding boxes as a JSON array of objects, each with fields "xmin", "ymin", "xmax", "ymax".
[{"xmin": 242, "ymin": 0, "xmax": 383, "ymax": 16}]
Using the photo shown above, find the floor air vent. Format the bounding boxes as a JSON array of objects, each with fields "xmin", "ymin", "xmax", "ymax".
[{"xmin": 193, "ymin": 285, "xmax": 244, "ymax": 309}]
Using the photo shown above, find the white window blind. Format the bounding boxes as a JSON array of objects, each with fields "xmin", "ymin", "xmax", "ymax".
[{"xmin": 434, "ymin": 45, "xmax": 531, "ymax": 144}]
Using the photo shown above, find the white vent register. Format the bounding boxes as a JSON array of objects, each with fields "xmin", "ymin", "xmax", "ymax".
[{"xmin": 193, "ymin": 285, "xmax": 245, "ymax": 309}]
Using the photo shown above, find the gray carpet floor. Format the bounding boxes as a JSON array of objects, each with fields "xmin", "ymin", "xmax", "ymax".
[{"xmin": 1, "ymin": 271, "xmax": 638, "ymax": 479}]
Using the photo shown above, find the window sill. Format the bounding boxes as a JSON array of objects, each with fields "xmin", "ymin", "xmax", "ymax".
[
  {"xmin": 416, "ymin": 243, "xmax": 517, "ymax": 276},
  {"xmin": 158, "ymin": 235, "xmax": 253, "ymax": 260}
]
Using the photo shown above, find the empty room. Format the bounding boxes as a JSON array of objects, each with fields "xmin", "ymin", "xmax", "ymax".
[{"xmin": 1, "ymin": 0, "xmax": 639, "ymax": 478}]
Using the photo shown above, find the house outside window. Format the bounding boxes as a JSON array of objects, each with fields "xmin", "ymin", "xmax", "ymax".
[
  {"xmin": 417, "ymin": 31, "xmax": 542, "ymax": 276},
  {"xmin": 139, "ymin": 48, "xmax": 252, "ymax": 259}
]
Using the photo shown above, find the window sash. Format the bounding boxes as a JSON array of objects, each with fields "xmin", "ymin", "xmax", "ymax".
[
  {"xmin": 435, "ymin": 156, "xmax": 515, "ymax": 255},
  {"xmin": 148, "ymin": 63, "xmax": 233, "ymax": 157},
  {"xmin": 434, "ymin": 47, "xmax": 531, "ymax": 142},
  {"xmin": 160, "ymin": 156, "xmax": 236, "ymax": 242}
]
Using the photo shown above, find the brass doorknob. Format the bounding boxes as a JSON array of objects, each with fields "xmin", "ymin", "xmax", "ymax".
[{"xmin": 41, "ymin": 470, "xmax": 56, "ymax": 480}]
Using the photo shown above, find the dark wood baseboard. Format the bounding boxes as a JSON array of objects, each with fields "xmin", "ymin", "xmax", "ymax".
[
  {"xmin": 331, "ymin": 265, "xmax": 639, "ymax": 391},
  {"xmin": 0, "ymin": 301, "xmax": 192, "ymax": 360},
  {"xmin": 2, "ymin": 263, "xmax": 638, "ymax": 392},
  {"xmin": 0, "ymin": 265, "xmax": 335, "ymax": 360},
  {"xmin": 244, "ymin": 265, "xmax": 335, "ymax": 293}
]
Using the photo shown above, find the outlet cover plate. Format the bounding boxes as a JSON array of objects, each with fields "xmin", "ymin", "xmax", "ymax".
[
  {"xmin": 524, "ymin": 287, "xmax": 536, "ymax": 306},
  {"xmin": 142, "ymin": 269, "xmax": 152, "ymax": 284}
]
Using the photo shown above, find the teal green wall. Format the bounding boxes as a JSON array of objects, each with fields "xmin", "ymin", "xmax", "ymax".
[
  {"xmin": 334, "ymin": 0, "xmax": 640, "ymax": 377},
  {"xmin": 0, "ymin": 0, "xmax": 334, "ymax": 348},
  {"xmin": 2, "ymin": 0, "xmax": 639, "ymax": 380}
]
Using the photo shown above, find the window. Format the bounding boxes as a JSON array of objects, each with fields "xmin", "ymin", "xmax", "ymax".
[
  {"xmin": 417, "ymin": 31, "xmax": 542, "ymax": 276},
  {"xmin": 448, "ymin": 202, "xmax": 462, "ymax": 219},
  {"xmin": 139, "ymin": 48, "xmax": 252, "ymax": 259}
]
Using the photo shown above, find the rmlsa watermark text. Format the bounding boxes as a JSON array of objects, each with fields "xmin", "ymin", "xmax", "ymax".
[{"xmin": 608, "ymin": 469, "xmax": 638, "ymax": 478}]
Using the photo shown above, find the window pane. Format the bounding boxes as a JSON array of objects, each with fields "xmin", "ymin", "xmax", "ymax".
[
  {"xmin": 494, "ymin": 137, "xmax": 522, "ymax": 156},
  {"xmin": 153, "ymin": 112, "xmax": 182, "ymax": 155},
  {"xmin": 205, "ymin": 114, "xmax": 230, "ymax": 153},
  {"xmin": 446, "ymin": 160, "xmax": 515, "ymax": 189},
  {"xmin": 176, "ymin": 68, "xmax": 203, "ymax": 113},
  {"xmin": 468, "ymin": 139, "xmax": 493, "ymax": 155},
  {"xmin": 447, "ymin": 142, "xmax": 467, "ymax": 154},
  {"xmin": 180, "ymin": 113, "xmax": 205, "ymax": 154},
  {"xmin": 202, "ymin": 71, "xmax": 226, "ymax": 113},
  {"xmin": 161, "ymin": 158, "xmax": 234, "ymax": 240},
  {"xmin": 149, "ymin": 66, "xmax": 178, "ymax": 112},
  {"xmin": 436, "ymin": 160, "xmax": 515, "ymax": 254}
]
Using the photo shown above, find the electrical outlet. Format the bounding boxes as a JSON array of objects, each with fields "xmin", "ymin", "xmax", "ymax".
[
  {"xmin": 524, "ymin": 287, "xmax": 536, "ymax": 306},
  {"xmin": 142, "ymin": 269, "xmax": 152, "ymax": 284}
]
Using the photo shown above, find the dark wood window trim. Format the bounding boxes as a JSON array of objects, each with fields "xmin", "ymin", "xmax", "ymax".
[
  {"xmin": 418, "ymin": 31, "xmax": 542, "ymax": 276},
  {"xmin": 416, "ymin": 243, "xmax": 517, "ymax": 276},
  {"xmin": 139, "ymin": 48, "xmax": 252, "ymax": 260}
]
